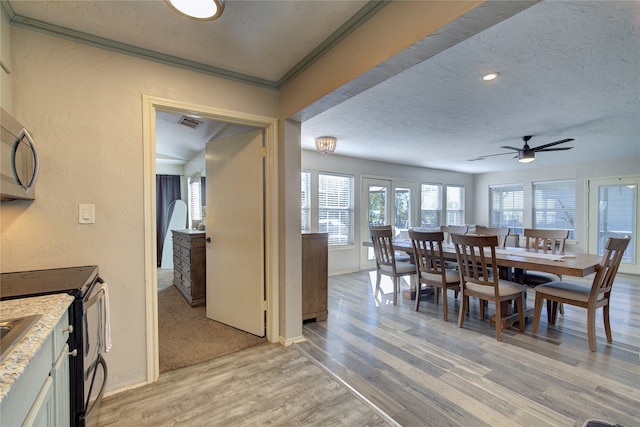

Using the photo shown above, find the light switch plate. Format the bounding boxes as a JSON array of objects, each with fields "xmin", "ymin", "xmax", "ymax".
[{"xmin": 78, "ymin": 204, "xmax": 95, "ymax": 224}]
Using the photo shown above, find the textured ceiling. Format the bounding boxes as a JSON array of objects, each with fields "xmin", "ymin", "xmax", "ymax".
[{"xmin": 5, "ymin": 1, "xmax": 640, "ymax": 173}]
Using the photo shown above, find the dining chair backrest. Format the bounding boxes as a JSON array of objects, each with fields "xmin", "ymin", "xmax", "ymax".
[
  {"xmin": 523, "ymin": 229, "xmax": 569, "ymax": 254},
  {"xmin": 451, "ymin": 233, "xmax": 500, "ymax": 290},
  {"xmin": 591, "ymin": 236, "xmax": 631, "ymax": 298},
  {"xmin": 440, "ymin": 225, "xmax": 468, "ymax": 244},
  {"xmin": 475, "ymin": 226, "xmax": 510, "ymax": 249},
  {"xmin": 369, "ymin": 227, "xmax": 397, "ymax": 269},
  {"xmin": 409, "ymin": 229, "xmax": 446, "ymax": 277}
]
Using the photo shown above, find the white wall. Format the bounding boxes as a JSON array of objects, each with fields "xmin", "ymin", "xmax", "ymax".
[
  {"xmin": 473, "ymin": 156, "xmax": 640, "ymax": 254},
  {"xmin": 302, "ymin": 149, "xmax": 475, "ymax": 275},
  {"xmin": 1, "ymin": 28, "xmax": 278, "ymax": 393}
]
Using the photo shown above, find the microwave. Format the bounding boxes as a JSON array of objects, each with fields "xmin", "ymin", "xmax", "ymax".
[{"xmin": 1, "ymin": 108, "xmax": 39, "ymax": 201}]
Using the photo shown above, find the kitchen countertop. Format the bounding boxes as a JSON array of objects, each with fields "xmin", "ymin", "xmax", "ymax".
[{"xmin": 0, "ymin": 293, "xmax": 73, "ymax": 403}]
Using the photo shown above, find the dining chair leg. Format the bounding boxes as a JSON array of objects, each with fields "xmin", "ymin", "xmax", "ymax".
[
  {"xmin": 458, "ymin": 293, "xmax": 467, "ymax": 328},
  {"xmin": 415, "ymin": 283, "xmax": 421, "ymax": 311},
  {"xmin": 516, "ymin": 296, "xmax": 525, "ymax": 332},
  {"xmin": 442, "ymin": 289, "xmax": 448, "ymax": 321},
  {"xmin": 532, "ymin": 292, "xmax": 544, "ymax": 334},
  {"xmin": 587, "ymin": 305, "xmax": 597, "ymax": 352},
  {"xmin": 495, "ymin": 298, "xmax": 502, "ymax": 341},
  {"xmin": 603, "ymin": 304, "xmax": 612, "ymax": 343},
  {"xmin": 393, "ymin": 277, "xmax": 399, "ymax": 305}
]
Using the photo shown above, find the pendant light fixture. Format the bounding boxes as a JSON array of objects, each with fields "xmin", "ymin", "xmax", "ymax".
[
  {"xmin": 166, "ymin": 0, "xmax": 225, "ymax": 21},
  {"xmin": 315, "ymin": 136, "xmax": 337, "ymax": 154}
]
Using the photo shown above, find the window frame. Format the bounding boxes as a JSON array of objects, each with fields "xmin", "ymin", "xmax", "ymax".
[
  {"xmin": 489, "ymin": 183, "xmax": 524, "ymax": 234},
  {"xmin": 445, "ymin": 184, "xmax": 465, "ymax": 226},
  {"xmin": 532, "ymin": 179, "xmax": 576, "ymax": 239},
  {"xmin": 318, "ymin": 172, "xmax": 355, "ymax": 246}
]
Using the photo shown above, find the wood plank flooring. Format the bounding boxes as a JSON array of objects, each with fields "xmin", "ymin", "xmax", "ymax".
[{"xmin": 98, "ymin": 271, "xmax": 639, "ymax": 426}]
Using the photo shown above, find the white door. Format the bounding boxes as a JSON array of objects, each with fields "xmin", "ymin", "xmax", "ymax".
[
  {"xmin": 588, "ymin": 176, "xmax": 639, "ymax": 274},
  {"xmin": 205, "ymin": 129, "xmax": 265, "ymax": 336}
]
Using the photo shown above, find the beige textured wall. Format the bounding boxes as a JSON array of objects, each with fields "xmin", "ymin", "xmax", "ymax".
[{"xmin": 1, "ymin": 28, "xmax": 278, "ymax": 392}]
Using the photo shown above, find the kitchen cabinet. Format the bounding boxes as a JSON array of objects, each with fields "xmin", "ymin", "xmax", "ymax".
[
  {"xmin": 172, "ymin": 229, "xmax": 206, "ymax": 306},
  {"xmin": 302, "ymin": 232, "xmax": 328, "ymax": 322},
  {"xmin": 1, "ymin": 310, "xmax": 71, "ymax": 427}
]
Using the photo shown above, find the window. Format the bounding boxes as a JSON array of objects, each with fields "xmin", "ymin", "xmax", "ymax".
[
  {"xmin": 188, "ymin": 173, "xmax": 202, "ymax": 227},
  {"xmin": 420, "ymin": 184, "xmax": 442, "ymax": 228},
  {"xmin": 533, "ymin": 180, "xmax": 575, "ymax": 238},
  {"xmin": 445, "ymin": 185, "xmax": 465, "ymax": 226},
  {"xmin": 490, "ymin": 184, "xmax": 524, "ymax": 234},
  {"xmin": 394, "ymin": 187, "xmax": 411, "ymax": 229},
  {"xmin": 301, "ymin": 171, "xmax": 311, "ymax": 232},
  {"xmin": 318, "ymin": 173, "xmax": 354, "ymax": 245}
]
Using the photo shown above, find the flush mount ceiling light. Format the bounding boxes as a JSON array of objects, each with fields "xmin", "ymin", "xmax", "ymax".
[
  {"xmin": 315, "ymin": 136, "xmax": 337, "ymax": 154},
  {"xmin": 481, "ymin": 72, "xmax": 500, "ymax": 81},
  {"xmin": 166, "ymin": 0, "xmax": 224, "ymax": 20}
]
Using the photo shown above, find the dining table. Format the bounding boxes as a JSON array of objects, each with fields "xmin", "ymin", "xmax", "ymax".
[{"xmin": 364, "ymin": 238, "xmax": 603, "ymax": 327}]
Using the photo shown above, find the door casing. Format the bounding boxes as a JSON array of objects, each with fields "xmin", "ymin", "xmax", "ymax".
[{"xmin": 142, "ymin": 95, "xmax": 279, "ymax": 384}]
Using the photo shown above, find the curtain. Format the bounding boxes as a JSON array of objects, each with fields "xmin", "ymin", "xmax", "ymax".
[{"xmin": 156, "ymin": 175, "xmax": 182, "ymax": 266}]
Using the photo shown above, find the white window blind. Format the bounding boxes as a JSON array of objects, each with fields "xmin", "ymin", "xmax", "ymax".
[
  {"xmin": 446, "ymin": 185, "xmax": 465, "ymax": 226},
  {"xmin": 533, "ymin": 180, "xmax": 575, "ymax": 238},
  {"xmin": 490, "ymin": 184, "xmax": 524, "ymax": 233},
  {"xmin": 188, "ymin": 174, "xmax": 202, "ymax": 226},
  {"xmin": 420, "ymin": 183, "xmax": 442, "ymax": 228},
  {"xmin": 319, "ymin": 173, "xmax": 353, "ymax": 245},
  {"xmin": 301, "ymin": 171, "xmax": 311, "ymax": 232}
]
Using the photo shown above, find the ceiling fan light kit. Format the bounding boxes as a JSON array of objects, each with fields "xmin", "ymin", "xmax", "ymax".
[
  {"xmin": 518, "ymin": 150, "xmax": 535, "ymax": 163},
  {"xmin": 315, "ymin": 136, "xmax": 337, "ymax": 154},
  {"xmin": 166, "ymin": 0, "xmax": 224, "ymax": 20}
]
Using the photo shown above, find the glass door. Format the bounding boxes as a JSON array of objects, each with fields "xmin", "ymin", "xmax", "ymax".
[
  {"xmin": 360, "ymin": 178, "xmax": 417, "ymax": 268},
  {"xmin": 588, "ymin": 176, "xmax": 639, "ymax": 274}
]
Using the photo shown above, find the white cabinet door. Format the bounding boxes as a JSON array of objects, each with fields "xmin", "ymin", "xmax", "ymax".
[
  {"xmin": 23, "ymin": 376, "xmax": 54, "ymax": 427},
  {"xmin": 52, "ymin": 344, "xmax": 70, "ymax": 426}
]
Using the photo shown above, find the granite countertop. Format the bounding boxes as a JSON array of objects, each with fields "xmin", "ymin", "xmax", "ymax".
[{"xmin": 0, "ymin": 294, "xmax": 73, "ymax": 403}]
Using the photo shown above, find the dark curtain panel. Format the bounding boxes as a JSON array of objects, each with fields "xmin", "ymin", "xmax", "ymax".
[{"xmin": 156, "ymin": 175, "xmax": 182, "ymax": 266}]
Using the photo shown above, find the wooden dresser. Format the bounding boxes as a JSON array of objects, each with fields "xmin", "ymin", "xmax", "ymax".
[
  {"xmin": 302, "ymin": 232, "xmax": 328, "ymax": 321},
  {"xmin": 172, "ymin": 229, "xmax": 206, "ymax": 306}
]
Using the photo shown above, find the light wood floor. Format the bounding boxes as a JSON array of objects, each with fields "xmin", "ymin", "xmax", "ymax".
[{"xmin": 98, "ymin": 271, "xmax": 639, "ymax": 426}]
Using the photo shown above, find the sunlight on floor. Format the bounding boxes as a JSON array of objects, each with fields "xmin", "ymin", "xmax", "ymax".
[{"xmin": 368, "ymin": 271, "xmax": 413, "ymax": 306}]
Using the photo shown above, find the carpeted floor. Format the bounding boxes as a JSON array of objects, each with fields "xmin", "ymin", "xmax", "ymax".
[{"xmin": 157, "ymin": 269, "xmax": 267, "ymax": 374}]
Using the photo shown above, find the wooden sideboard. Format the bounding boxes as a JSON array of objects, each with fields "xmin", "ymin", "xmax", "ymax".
[
  {"xmin": 172, "ymin": 229, "xmax": 206, "ymax": 306},
  {"xmin": 302, "ymin": 232, "xmax": 328, "ymax": 322}
]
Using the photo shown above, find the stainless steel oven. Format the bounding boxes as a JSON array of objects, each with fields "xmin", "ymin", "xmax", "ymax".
[{"xmin": 0, "ymin": 266, "xmax": 109, "ymax": 427}]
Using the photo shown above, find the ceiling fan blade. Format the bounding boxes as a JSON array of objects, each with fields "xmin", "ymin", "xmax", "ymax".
[
  {"xmin": 532, "ymin": 138, "xmax": 574, "ymax": 151},
  {"xmin": 500, "ymin": 146, "xmax": 522, "ymax": 151},
  {"xmin": 467, "ymin": 151, "xmax": 513, "ymax": 161},
  {"xmin": 537, "ymin": 147, "xmax": 573, "ymax": 152}
]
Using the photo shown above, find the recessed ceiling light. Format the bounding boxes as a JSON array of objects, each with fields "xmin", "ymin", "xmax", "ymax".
[
  {"xmin": 481, "ymin": 72, "xmax": 500, "ymax": 81},
  {"xmin": 166, "ymin": 0, "xmax": 224, "ymax": 21}
]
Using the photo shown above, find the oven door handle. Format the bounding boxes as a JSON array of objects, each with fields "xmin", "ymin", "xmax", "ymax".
[{"xmin": 84, "ymin": 354, "xmax": 108, "ymax": 418}]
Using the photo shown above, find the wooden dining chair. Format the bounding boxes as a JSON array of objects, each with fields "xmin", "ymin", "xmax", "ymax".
[
  {"xmin": 523, "ymin": 228, "xmax": 570, "ymax": 285},
  {"xmin": 370, "ymin": 226, "xmax": 416, "ymax": 305},
  {"xmin": 452, "ymin": 233, "xmax": 526, "ymax": 341},
  {"xmin": 409, "ymin": 229, "xmax": 461, "ymax": 320},
  {"xmin": 475, "ymin": 226, "xmax": 510, "ymax": 249},
  {"xmin": 440, "ymin": 225, "xmax": 468, "ymax": 270},
  {"xmin": 532, "ymin": 236, "xmax": 630, "ymax": 351}
]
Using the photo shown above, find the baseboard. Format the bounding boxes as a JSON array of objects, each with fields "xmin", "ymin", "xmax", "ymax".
[
  {"xmin": 279, "ymin": 334, "xmax": 306, "ymax": 346},
  {"xmin": 103, "ymin": 379, "xmax": 149, "ymax": 399}
]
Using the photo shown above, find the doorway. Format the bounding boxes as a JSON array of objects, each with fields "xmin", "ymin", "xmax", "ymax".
[{"xmin": 142, "ymin": 96, "xmax": 279, "ymax": 383}]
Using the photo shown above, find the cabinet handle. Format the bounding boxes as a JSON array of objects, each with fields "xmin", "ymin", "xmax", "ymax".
[
  {"xmin": 63, "ymin": 325, "xmax": 74, "ymax": 333},
  {"xmin": 69, "ymin": 349, "xmax": 78, "ymax": 357}
]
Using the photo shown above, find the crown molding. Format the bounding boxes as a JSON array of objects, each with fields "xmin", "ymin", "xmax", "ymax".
[{"xmin": 4, "ymin": 0, "xmax": 388, "ymax": 90}]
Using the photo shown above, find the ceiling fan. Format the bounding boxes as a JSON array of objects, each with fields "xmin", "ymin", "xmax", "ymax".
[{"xmin": 469, "ymin": 135, "xmax": 575, "ymax": 163}]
